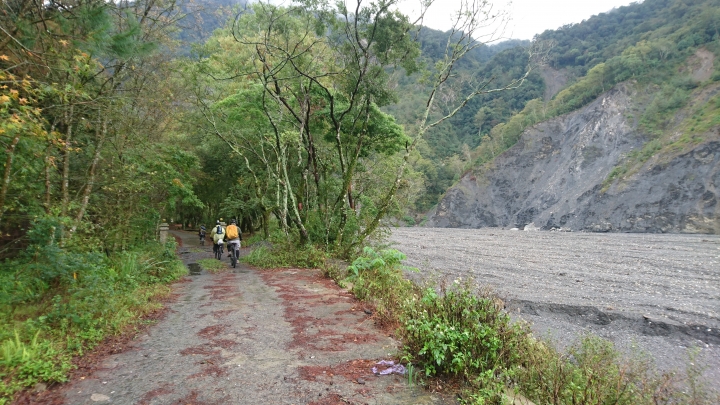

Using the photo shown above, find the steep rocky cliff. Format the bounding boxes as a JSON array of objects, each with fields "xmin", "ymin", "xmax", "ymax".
[{"xmin": 427, "ymin": 83, "xmax": 720, "ymax": 233}]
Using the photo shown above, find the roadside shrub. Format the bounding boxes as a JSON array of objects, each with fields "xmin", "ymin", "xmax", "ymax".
[
  {"xmin": 344, "ymin": 247, "xmax": 417, "ymax": 327},
  {"xmin": 401, "ymin": 283, "xmax": 530, "ymax": 403},
  {"xmin": 241, "ymin": 232, "xmax": 266, "ymax": 247},
  {"xmin": 515, "ymin": 334, "xmax": 688, "ymax": 405},
  {"xmin": 402, "ymin": 215, "xmax": 416, "ymax": 226}
]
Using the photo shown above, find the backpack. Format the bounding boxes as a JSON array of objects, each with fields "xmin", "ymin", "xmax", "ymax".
[
  {"xmin": 226, "ymin": 225, "xmax": 239, "ymax": 240},
  {"xmin": 216, "ymin": 225, "xmax": 223, "ymax": 234}
]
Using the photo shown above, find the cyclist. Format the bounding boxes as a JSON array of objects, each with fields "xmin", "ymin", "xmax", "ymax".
[
  {"xmin": 225, "ymin": 219, "xmax": 242, "ymax": 267},
  {"xmin": 212, "ymin": 220, "xmax": 226, "ymax": 260},
  {"xmin": 199, "ymin": 224, "xmax": 206, "ymax": 245}
]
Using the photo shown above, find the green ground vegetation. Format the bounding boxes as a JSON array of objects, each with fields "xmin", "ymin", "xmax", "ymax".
[
  {"xmin": 0, "ymin": 224, "xmax": 185, "ymax": 402},
  {"xmin": 241, "ymin": 231, "xmax": 328, "ymax": 270},
  {"xmin": 197, "ymin": 258, "xmax": 228, "ymax": 274},
  {"xmin": 0, "ymin": 0, "xmax": 196, "ymax": 402}
]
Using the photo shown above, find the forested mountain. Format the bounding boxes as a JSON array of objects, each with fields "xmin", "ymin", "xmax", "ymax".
[
  {"xmin": 428, "ymin": 0, "xmax": 720, "ymax": 232},
  {"xmin": 176, "ymin": 0, "xmax": 247, "ymax": 46}
]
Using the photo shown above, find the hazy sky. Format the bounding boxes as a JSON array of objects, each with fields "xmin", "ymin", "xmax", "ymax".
[{"xmin": 396, "ymin": 0, "xmax": 640, "ymax": 40}]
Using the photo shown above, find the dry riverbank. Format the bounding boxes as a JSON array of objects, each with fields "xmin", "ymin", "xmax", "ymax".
[{"xmin": 389, "ymin": 228, "xmax": 720, "ymax": 389}]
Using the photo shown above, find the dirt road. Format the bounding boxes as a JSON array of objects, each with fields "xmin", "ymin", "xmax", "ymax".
[
  {"xmin": 47, "ymin": 231, "xmax": 445, "ymax": 405},
  {"xmin": 389, "ymin": 227, "xmax": 720, "ymax": 388}
]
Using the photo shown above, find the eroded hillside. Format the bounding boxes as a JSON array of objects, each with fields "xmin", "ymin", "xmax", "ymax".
[{"xmin": 428, "ymin": 80, "xmax": 720, "ymax": 233}]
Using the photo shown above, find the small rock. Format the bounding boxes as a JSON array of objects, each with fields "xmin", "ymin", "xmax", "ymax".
[
  {"xmin": 356, "ymin": 378, "xmax": 366, "ymax": 385},
  {"xmin": 33, "ymin": 383, "xmax": 47, "ymax": 393},
  {"xmin": 363, "ymin": 309, "xmax": 372, "ymax": 315},
  {"xmin": 91, "ymin": 393, "xmax": 110, "ymax": 402}
]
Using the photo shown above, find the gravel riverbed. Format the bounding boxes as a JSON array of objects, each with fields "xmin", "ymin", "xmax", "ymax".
[{"xmin": 389, "ymin": 228, "xmax": 720, "ymax": 390}]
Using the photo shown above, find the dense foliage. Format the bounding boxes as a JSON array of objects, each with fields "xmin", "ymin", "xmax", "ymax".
[
  {"xmin": 0, "ymin": 231, "xmax": 185, "ymax": 401},
  {"xmin": 0, "ymin": 0, "xmax": 202, "ymax": 253},
  {"xmin": 180, "ymin": 0, "xmax": 524, "ymax": 253},
  {"xmin": 181, "ymin": 1, "xmax": 422, "ymax": 252},
  {"xmin": 0, "ymin": 0, "xmax": 196, "ymax": 401}
]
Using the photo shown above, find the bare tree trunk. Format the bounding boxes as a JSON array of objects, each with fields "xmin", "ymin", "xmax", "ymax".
[
  {"xmin": 281, "ymin": 150, "xmax": 309, "ymax": 243},
  {"xmin": 346, "ymin": 1, "xmax": 538, "ymax": 255},
  {"xmin": 61, "ymin": 104, "xmax": 74, "ymax": 217},
  {"xmin": 44, "ymin": 123, "xmax": 56, "ymax": 214},
  {"xmin": 75, "ymin": 117, "xmax": 107, "ymax": 225},
  {"xmin": 262, "ymin": 210, "xmax": 270, "ymax": 239},
  {"xmin": 0, "ymin": 133, "xmax": 21, "ymax": 225},
  {"xmin": 45, "ymin": 144, "xmax": 53, "ymax": 213}
]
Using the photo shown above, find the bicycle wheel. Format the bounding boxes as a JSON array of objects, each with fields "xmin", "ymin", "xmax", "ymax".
[{"xmin": 231, "ymin": 248, "xmax": 237, "ymax": 268}]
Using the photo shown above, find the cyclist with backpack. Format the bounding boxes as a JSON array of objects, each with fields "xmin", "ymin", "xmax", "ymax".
[
  {"xmin": 225, "ymin": 219, "xmax": 242, "ymax": 267},
  {"xmin": 199, "ymin": 225, "xmax": 206, "ymax": 245},
  {"xmin": 212, "ymin": 220, "xmax": 226, "ymax": 260}
]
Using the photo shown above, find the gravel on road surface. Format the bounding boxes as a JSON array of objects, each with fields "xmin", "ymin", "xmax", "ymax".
[
  {"xmin": 389, "ymin": 227, "xmax": 720, "ymax": 389},
  {"xmin": 39, "ymin": 231, "xmax": 447, "ymax": 405}
]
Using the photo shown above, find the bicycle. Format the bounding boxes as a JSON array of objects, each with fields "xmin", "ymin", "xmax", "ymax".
[
  {"xmin": 214, "ymin": 241, "xmax": 224, "ymax": 260},
  {"xmin": 228, "ymin": 241, "xmax": 240, "ymax": 268}
]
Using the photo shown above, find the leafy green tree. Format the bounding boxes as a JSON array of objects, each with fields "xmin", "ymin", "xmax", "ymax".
[
  {"xmin": 0, "ymin": 0, "xmax": 201, "ymax": 250},
  {"xmin": 187, "ymin": 0, "xmax": 421, "ymax": 251}
]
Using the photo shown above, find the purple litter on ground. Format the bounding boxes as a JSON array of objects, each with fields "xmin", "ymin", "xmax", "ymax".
[{"xmin": 371, "ymin": 360, "xmax": 407, "ymax": 375}]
